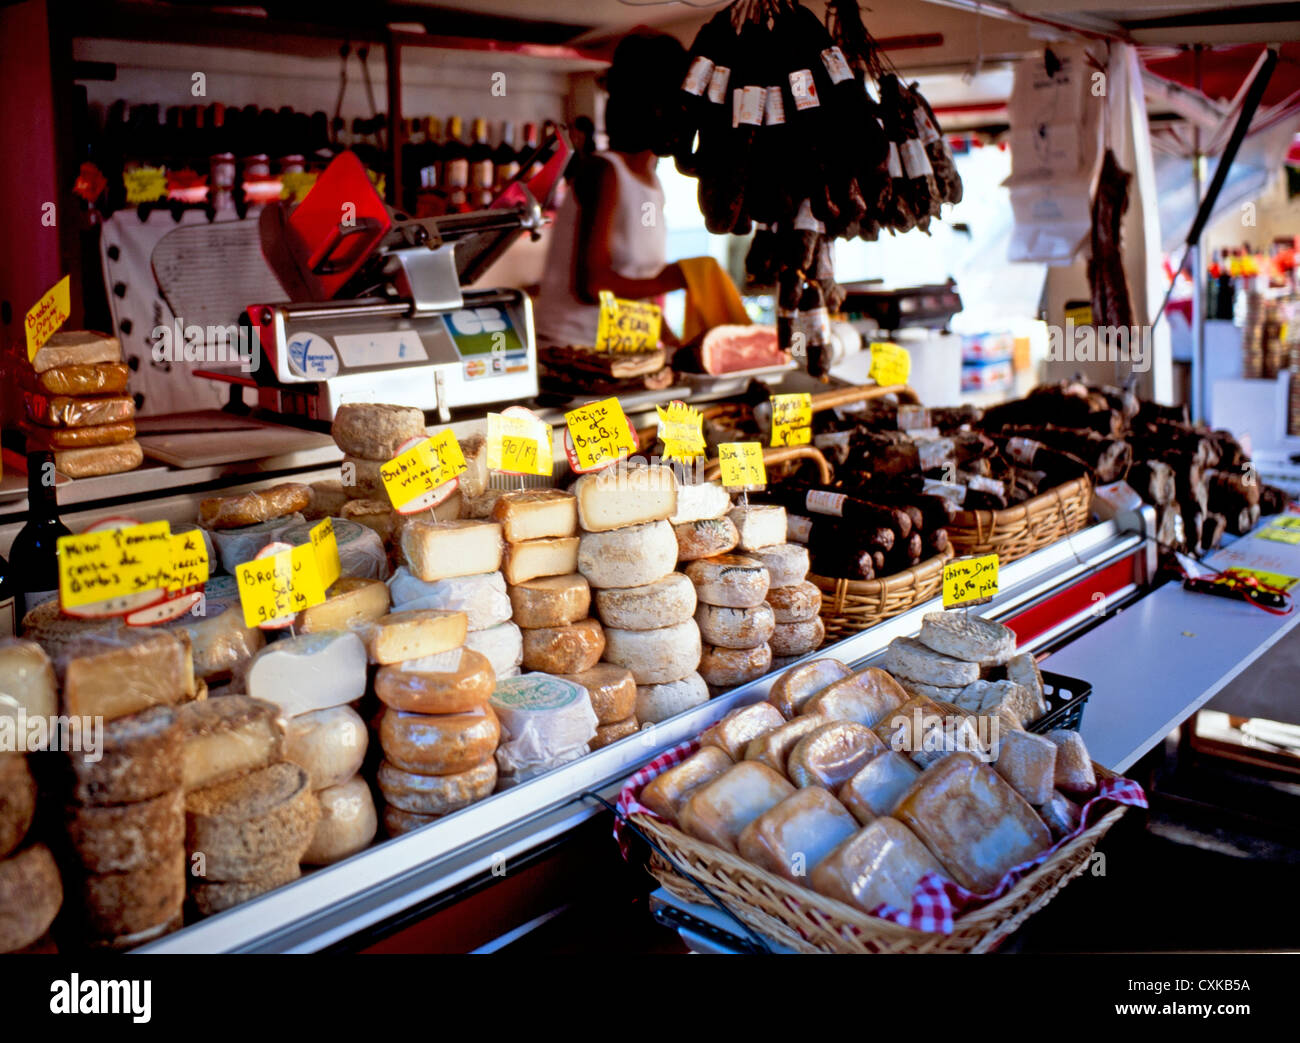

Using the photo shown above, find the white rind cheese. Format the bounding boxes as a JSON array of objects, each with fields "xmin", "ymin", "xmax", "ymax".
[
  {"xmin": 577, "ymin": 520, "xmax": 677, "ymax": 589},
  {"xmin": 284, "ymin": 705, "xmax": 368, "ymax": 791},
  {"xmin": 573, "ymin": 465, "xmax": 677, "ymax": 532},
  {"xmin": 728, "ymin": 505, "xmax": 788, "ymax": 552},
  {"xmin": 244, "ymin": 631, "xmax": 368, "ymax": 717},
  {"xmin": 603, "ymin": 620, "xmax": 702, "ymax": 685},
  {"xmin": 281, "ymin": 518, "xmax": 388, "ymax": 581},
  {"xmin": 400, "ymin": 520, "xmax": 503, "ymax": 583},
  {"xmin": 502, "ymin": 536, "xmax": 580, "ymax": 585},
  {"xmin": 765, "ymin": 581, "xmax": 822, "ymax": 623},
  {"xmin": 464, "ymin": 621, "xmax": 524, "ymax": 677},
  {"xmin": 301, "ymin": 776, "xmax": 377, "ymax": 865},
  {"xmin": 752, "ymin": 543, "xmax": 810, "ymax": 587},
  {"xmin": 669, "ymin": 480, "xmax": 731, "ymax": 525},
  {"xmin": 674, "ymin": 517, "xmax": 740, "ymax": 561},
  {"xmin": 490, "ymin": 674, "xmax": 597, "ymax": 776},
  {"xmin": 593, "ymin": 572, "xmax": 697, "ymax": 631},
  {"xmin": 684, "ymin": 554, "xmax": 770, "ymax": 608},
  {"xmin": 387, "ymin": 567, "xmax": 511, "ymax": 631},
  {"xmin": 694, "ymin": 602, "xmax": 776, "ymax": 649},
  {"xmin": 208, "ymin": 513, "xmax": 305, "ymax": 573},
  {"xmin": 635, "ymin": 672, "xmax": 710, "ymax": 724},
  {"xmin": 769, "ymin": 617, "xmax": 826, "ymax": 657}
]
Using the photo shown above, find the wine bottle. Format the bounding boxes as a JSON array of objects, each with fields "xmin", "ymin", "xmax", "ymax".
[
  {"xmin": 442, "ymin": 116, "xmax": 469, "ymax": 212},
  {"xmin": 467, "ymin": 117, "xmax": 494, "ymax": 208},
  {"xmin": 493, "ymin": 120, "xmax": 519, "ymax": 194},
  {"xmin": 11, "ymin": 452, "xmax": 71, "ymax": 617},
  {"xmin": 0, "ymin": 548, "xmax": 15, "ymax": 637}
]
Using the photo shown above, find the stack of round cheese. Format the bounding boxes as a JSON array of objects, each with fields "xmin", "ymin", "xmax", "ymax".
[
  {"xmin": 578, "ymin": 466, "xmax": 707, "ymax": 726},
  {"xmin": 371, "ymin": 611, "xmax": 502, "ymax": 837},
  {"xmin": 557, "ymin": 663, "xmax": 640, "ymax": 750},
  {"xmin": 753, "ymin": 539, "xmax": 825, "ymax": 668},
  {"xmin": 490, "ymin": 674, "xmax": 598, "ymax": 787}
]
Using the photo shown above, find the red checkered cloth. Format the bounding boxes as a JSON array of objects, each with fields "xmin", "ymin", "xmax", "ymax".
[{"xmin": 613, "ymin": 742, "xmax": 1147, "ymax": 935}]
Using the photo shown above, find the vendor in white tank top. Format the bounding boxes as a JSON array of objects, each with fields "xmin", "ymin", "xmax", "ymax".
[{"xmin": 534, "ymin": 33, "xmax": 688, "ymax": 349}]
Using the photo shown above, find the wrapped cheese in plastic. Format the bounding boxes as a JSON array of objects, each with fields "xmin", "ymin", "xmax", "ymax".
[
  {"xmin": 489, "ymin": 675, "xmax": 597, "ymax": 778},
  {"xmin": 387, "ymin": 567, "xmax": 512, "ymax": 631},
  {"xmin": 281, "ymin": 518, "xmax": 388, "ymax": 581},
  {"xmin": 160, "ymin": 574, "xmax": 264, "ymax": 682},
  {"xmin": 23, "ymin": 392, "xmax": 136, "ymax": 428}
]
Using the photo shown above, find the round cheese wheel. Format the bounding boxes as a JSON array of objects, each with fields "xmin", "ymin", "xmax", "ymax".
[
  {"xmin": 80, "ymin": 848, "xmax": 185, "ymax": 939},
  {"xmin": 379, "ymin": 706, "xmax": 501, "ymax": 776},
  {"xmin": 190, "ymin": 856, "xmax": 300, "ymax": 916},
  {"xmin": 383, "ymin": 803, "xmax": 441, "ymax": 837},
  {"xmin": 577, "ymin": 520, "xmax": 677, "ymax": 589},
  {"xmin": 770, "ymin": 617, "xmax": 826, "ymax": 657},
  {"xmin": 331, "ymin": 402, "xmax": 427, "ymax": 460},
  {"xmin": 674, "ymin": 517, "xmax": 739, "ymax": 562},
  {"xmin": 65, "ymin": 788, "xmax": 184, "ymax": 874},
  {"xmin": 603, "ymin": 620, "xmax": 702, "ymax": 685},
  {"xmin": 301, "ymin": 776, "xmax": 378, "ymax": 865},
  {"xmin": 508, "ymin": 573, "xmax": 591, "ymax": 628},
  {"xmin": 377, "ymin": 757, "xmax": 497, "ymax": 815},
  {"xmin": 489, "ymin": 675, "xmax": 597, "ymax": 775},
  {"xmin": 388, "ymin": 567, "xmax": 511, "ymax": 631},
  {"xmin": 284, "ymin": 705, "xmax": 368, "ymax": 791},
  {"xmin": 521, "ymin": 618, "xmax": 605, "ymax": 674},
  {"xmin": 555, "ymin": 663, "xmax": 637, "ymax": 725},
  {"xmin": 85, "ymin": 910, "xmax": 182, "ymax": 952},
  {"xmin": 594, "ymin": 573, "xmax": 696, "ymax": 630},
  {"xmin": 752, "ymin": 543, "xmax": 810, "ymax": 587},
  {"xmin": 0, "ymin": 756, "xmax": 37, "ymax": 860},
  {"xmin": 766, "ymin": 581, "xmax": 822, "ymax": 624},
  {"xmin": 695, "ymin": 602, "xmax": 776, "ymax": 650},
  {"xmin": 590, "ymin": 716, "xmax": 639, "ymax": 751},
  {"xmin": 464, "ymin": 621, "xmax": 523, "ymax": 679},
  {"xmin": 698, "ymin": 642, "xmax": 772, "ymax": 689},
  {"xmin": 0, "ymin": 843, "xmax": 63, "ymax": 953},
  {"xmin": 684, "ymin": 554, "xmax": 770, "ymax": 608},
  {"xmin": 635, "ymin": 672, "xmax": 709, "ymax": 725},
  {"xmin": 376, "ymin": 647, "xmax": 495, "ymax": 714}
]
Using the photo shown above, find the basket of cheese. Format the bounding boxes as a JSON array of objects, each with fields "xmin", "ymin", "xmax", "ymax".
[{"xmin": 616, "ymin": 614, "xmax": 1143, "ymax": 954}]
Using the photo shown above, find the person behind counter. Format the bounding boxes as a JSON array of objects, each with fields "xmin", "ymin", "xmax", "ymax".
[{"xmin": 533, "ymin": 32, "xmax": 689, "ymax": 348}]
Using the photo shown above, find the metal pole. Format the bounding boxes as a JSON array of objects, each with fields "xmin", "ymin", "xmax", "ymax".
[{"xmin": 1191, "ymin": 46, "xmax": 1205, "ymax": 423}]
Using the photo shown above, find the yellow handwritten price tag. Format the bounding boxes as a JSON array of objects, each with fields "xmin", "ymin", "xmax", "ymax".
[
  {"xmin": 26, "ymin": 276, "xmax": 72, "ymax": 363},
  {"xmin": 381, "ymin": 430, "xmax": 467, "ymax": 514},
  {"xmin": 1259, "ymin": 526, "xmax": 1300, "ymax": 545},
  {"xmin": 565, "ymin": 397, "xmax": 637, "ymax": 472},
  {"xmin": 58, "ymin": 521, "xmax": 173, "ymax": 610},
  {"xmin": 236, "ymin": 543, "xmax": 328, "ymax": 629},
  {"xmin": 1267, "ymin": 516, "xmax": 1300, "ymax": 530},
  {"xmin": 656, "ymin": 401, "xmax": 706, "ymax": 463},
  {"xmin": 868, "ymin": 341, "xmax": 912, "ymax": 387},
  {"xmin": 166, "ymin": 530, "xmax": 210, "ymax": 594},
  {"xmin": 770, "ymin": 393, "xmax": 812, "ymax": 448},
  {"xmin": 310, "ymin": 518, "xmax": 341, "ymax": 588},
  {"xmin": 124, "ymin": 166, "xmax": 168, "ymax": 205},
  {"xmin": 717, "ymin": 442, "xmax": 767, "ymax": 489},
  {"xmin": 942, "ymin": 554, "xmax": 999, "ymax": 608},
  {"xmin": 486, "ymin": 412, "xmax": 553, "ymax": 476},
  {"xmin": 595, "ymin": 291, "xmax": 662, "ymax": 354}
]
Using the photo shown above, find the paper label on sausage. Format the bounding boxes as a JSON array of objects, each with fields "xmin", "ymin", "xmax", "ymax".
[
  {"xmin": 916, "ymin": 438, "xmax": 954, "ymax": 472},
  {"xmin": 789, "ymin": 69, "xmax": 820, "ymax": 110},
  {"xmin": 764, "ymin": 86, "xmax": 786, "ymax": 125},
  {"xmin": 887, "ymin": 142, "xmax": 903, "ymax": 178},
  {"xmin": 900, "ymin": 139, "xmax": 933, "ymax": 178},
  {"xmin": 923, "ymin": 479, "xmax": 967, "ymax": 506},
  {"xmin": 707, "ymin": 65, "xmax": 731, "ymax": 104},
  {"xmin": 732, "ymin": 88, "xmax": 742, "ymax": 129},
  {"xmin": 897, "ymin": 404, "xmax": 931, "ymax": 430},
  {"xmin": 805, "ymin": 489, "xmax": 846, "ymax": 517},
  {"xmin": 738, "ymin": 85, "xmax": 765, "ymax": 126},
  {"xmin": 821, "ymin": 46, "xmax": 854, "ymax": 84},
  {"xmin": 683, "ymin": 56, "xmax": 714, "ymax": 96},
  {"xmin": 1007, "ymin": 437, "xmax": 1041, "ymax": 466},
  {"xmin": 963, "ymin": 473, "xmax": 1006, "ymax": 496},
  {"xmin": 912, "ymin": 103, "xmax": 941, "ymax": 144}
]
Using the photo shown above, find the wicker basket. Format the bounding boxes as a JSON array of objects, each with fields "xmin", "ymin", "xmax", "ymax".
[
  {"xmin": 635, "ymin": 761, "xmax": 1128, "ymax": 954},
  {"xmin": 946, "ymin": 476, "xmax": 1093, "ymax": 564},
  {"xmin": 809, "ymin": 548, "xmax": 953, "ymax": 640}
]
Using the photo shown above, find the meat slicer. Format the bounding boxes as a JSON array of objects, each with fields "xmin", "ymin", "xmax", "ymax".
[{"xmin": 211, "ymin": 134, "xmax": 570, "ymax": 422}]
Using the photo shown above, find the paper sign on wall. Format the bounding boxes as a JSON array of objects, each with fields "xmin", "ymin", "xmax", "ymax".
[
  {"xmin": 943, "ymin": 554, "xmax": 999, "ymax": 608},
  {"xmin": 565, "ymin": 397, "xmax": 637, "ymax": 472},
  {"xmin": 868, "ymin": 341, "xmax": 912, "ymax": 387},
  {"xmin": 58, "ymin": 520, "xmax": 173, "ymax": 610},
  {"xmin": 770, "ymin": 393, "xmax": 812, "ymax": 448},
  {"xmin": 717, "ymin": 442, "xmax": 767, "ymax": 489},
  {"xmin": 26, "ymin": 276, "xmax": 72, "ymax": 363},
  {"xmin": 595, "ymin": 291, "xmax": 661, "ymax": 354},
  {"xmin": 381, "ymin": 430, "xmax": 467, "ymax": 514}
]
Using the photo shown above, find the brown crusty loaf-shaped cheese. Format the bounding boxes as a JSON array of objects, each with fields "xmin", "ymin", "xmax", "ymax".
[
  {"xmin": 767, "ymin": 658, "xmax": 852, "ymax": 719},
  {"xmin": 638, "ymin": 747, "xmax": 733, "ymax": 823},
  {"xmin": 743, "ymin": 715, "xmax": 826, "ymax": 777},
  {"xmin": 678, "ymin": 761, "xmax": 795, "ymax": 854},
  {"xmin": 992, "ymin": 728, "xmax": 1057, "ymax": 805},
  {"xmin": 31, "ymin": 360, "xmax": 128, "ymax": 396},
  {"xmin": 198, "ymin": 482, "xmax": 313, "ymax": 529},
  {"xmin": 54, "ymin": 440, "xmax": 144, "ymax": 478},
  {"xmin": 0, "ymin": 756, "xmax": 37, "ymax": 860},
  {"xmin": 66, "ymin": 788, "xmax": 184, "ymax": 874},
  {"xmin": 70, "ymin": 704, "xmax": 183, "ymax": 806},
  {"xmin": 331, "ymin": 402, "xmax": 427, "ymax": 460},
  {"xmin": 1044, "ymin": 729, "xmax": 1097, "ymax": 794},
  {"xmin": 78, "ymin": 847, "xmax": 185, "ymax": 939},
  {"xmin": 0, "ymin": 844, "xmax": 63, "ymax": 952},
  {"xmin": 838, "ymin": 750, "xmax": 921, "ymax": 825},
  {"xmin": 185, "ymin": 762, "xmax": 320, "ymax": 881},
  {"xmin": 699, "ymin": 702, "xmax": 785, "ymax": 761},
  {"xmin": 736, "ymin": 786, "xmax": 858, "ymax": 882},
  {"xmin": 809, "ymin": 817, "xmax": 945, "ymax": 914}
]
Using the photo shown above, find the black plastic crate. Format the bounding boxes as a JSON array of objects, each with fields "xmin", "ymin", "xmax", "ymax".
[{"xmin": 1026, "ymin": 670, "xmax": 1092, "ymax": 734}]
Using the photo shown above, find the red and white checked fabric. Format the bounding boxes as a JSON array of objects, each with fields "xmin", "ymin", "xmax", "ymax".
[{"xmin": 613, "ymin": 745, "xmax": 1147, "ymax": 935}]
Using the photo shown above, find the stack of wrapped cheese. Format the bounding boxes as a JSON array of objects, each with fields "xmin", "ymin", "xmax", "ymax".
[
  {"xmin": 753, "ymin": 539, "xmax": 823, "ymax": 669},
  {"xmin": 0, "ymin": 639, "xmax": 63, "ymax": 953},
  {"xmin": 368, "ymin": 608, "xmax": 502, "ymax": 836},
  {"xmin": 579, "ymin": 466, "xmax": 707, "ymax": 727},
  {"xmin": 489, "ymin": 674, "xmax": 598, "ymax": 787},
  {"xmin": 22, "ymin": 331, "xmax": 142, "ymax": 478},
  {"xmin": 198, "ymin": 482, "xmax": 312, "ymax": 575}
]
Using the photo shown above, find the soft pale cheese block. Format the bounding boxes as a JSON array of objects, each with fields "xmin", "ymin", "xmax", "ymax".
[
  {"xmin": 301, "ymin": 776, "xmax": 377, "ymax": 865},
  {"xmin": 695, "ymin": 602, "xmax": 776, "ymax": 650},
  {"xmin": 361, "ymin": 608, "xmax": 467, "ymax": 665},
  {"xmin": 491, "ymin": 489, "xmax": 578, "ymax": 543},
  {"xmin": 737, "ymin": 786, "xmax": 859, "ymax": 882},
  {"xmin": 495, "ymin": 745, "xmax": 587, "ymax": 789},
  {"xmin": 669, "ymin": 480, "xmax": 731, "ymax": 525},
  {"xmin": 698, "ymin": 642, "xmax": 772, "ymax": 689},
  {"xmin": 0, "ymin": 638, "xmax": 58, "ymax": 732},
  {"xmin": 639, "ymin": 746, "xmax": 734, "ymax": 823},
  {"xmin": 178, "ymin": 695, "xmax": 286, "ymax": 792},
  {"xmin": 520, "ymin": 618, "xmax": 605, "ymax": 674},
  {"xmin": 679, "ymin": 761, "xmax": 795, "ymax": 854},
  {"xmin": 376, "ymin": 647, "xmax": 496, "ymax": 714},
  {"xmin": 573, "ymin": 464, "xmax": 677, "ymax": 533},
  {"xmin": 917, "ymin": 611, "xmax": 1016, "ymax": 667},
  {"xmin": 490, "ymin": 674, "xmax": 597, "ymax": 775},
  {"xmin": 244, "ymin": 631, "xmax": 368, "ymax": 717},
  {"xmin": 377, "ymin": 757, "xmax": 497, "ymax": 815},
  {"xmin": 838, "ymin": 751, "xmax": 922, "ymax": 824},
  {"xmin": 389, "ymin": 567, "xmax": 511, "ymax": 631},
  {"xmin": 752, "ymin": 543, "xmax": 810, "ymax": 587},
  {"xmin": 379, "ymin": 706, "xmax": 501, "ymax": 776},
  {"xmin": 593, "ymin": 573, "xmax": 696, "ymax": 630},
  {"xmin": 684, "ymin": 554, "xmax": 770, "ymax": 608},
  {"xmin": 503, "ymin": 536, "xmax": 580, "ymax": 585},
  {"xmin": 284, "ymin": 705, "xmax": 368, "ymax": 791},
  {"xmin": 809, "ymin": 818, "xmax": 946, "ymax": 914},
  {"xmin": 882, "ymin": 636, "xmax": 981, "ymax": 688},
  {"xmin": 699, "ymin": 702, "xmax": 786, "ymax": 760},
  {"xmin": 635, "ymin": 672, "xmax": 710, "ymax": 724},
  {"xmin": 60, "ymin": 630, "xmax": 190, "ymax": 722},
  {"xmin": 70, "ymin": 704, "xmax": 182, "ymax": 806},
  {"xmin": 464, "ymin": 621, "xmax": 523, "ymax": 678},
  {"xmin": 603, "ymin": 620, "xmax": 702, "ymax": 685},
  {"xmin": 400, "ymin": 519, "xmax": 503, "ymax": 582},
  {"xmin": 728, "ymin": 505, "xmax": 787, "ymax": 552},
  {"xmin": 577, "ymin": 520, "xmax": 677, "ymax": 589},
  {"xmin": 508, "ymin": 573, "xmax": 591, "ymax": 629},
  {"xmin": 299, "ymin": 576, "xmax": 391, "ymax": 633},
  {"xmin": 767, "ymin": 658, "xmax": 852, "ymax": 719}
]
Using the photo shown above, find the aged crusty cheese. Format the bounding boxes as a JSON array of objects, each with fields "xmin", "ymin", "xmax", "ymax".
[
  {"xmin": 379, "ymin": 706, "xmax": 500, "ymax": 776},
  {"xmin": 304, "ymin": 479, "xmax": 349, "ymax": 521},
  {"xmin": 340, "ymin": 499, "xmax": 398, "ymax": 543},
  {"xmin": 603, "ymin": 620, "xmax": 702, "ymax": 685},
  {"xmin": 992, "ymin": 728, "xmax": 1057, "ymax": 805},
  {"xmin": 593, "ymin": 572, "xmax": 696, "ymax": 631},
  {"xmin": 503, "ymin": 536, "xmax": 579, "ymax": 585},
  {"xmin": 162, "ymin": 576, "xmax": 265, "ymax": 680},
  {"xmin": 377, "ymin": 647, "xmax": 496, "ymax": 714},
  {"xmin": 674, "ymin": 517, "xmax": 739, "ymax": 562},
  {"xmin": 65, "ymin": 788, "xmax": 184, "ymax": 874},
  {"xmin": 679, "ymin": 761, "xmax": 796, "ymax": 854},
  {"xmin": 805, "ymin": 668, "xmax": 907, "ymax": 729},
  {"xmin": 768, "ymin": 657, "xmax": 853, "ymax": 719},
  {"xmin": 457, "ymin": 433, "xmax": 489, "ymax": 499},
  {"xmin": 0, "ymin": 843, "xmax": 63, "ymax": 953},
  {"xmin": 0, "ymin": 638, "xmax": 58, "ymax": 731},
  {"xmin": 331, "ymin": 402, "xmax": 427, "ymax": 460},
  {"xmin": 70, "ymin": 704, "xmax": 182, "ymax": 807},
  {"xmin": 953, "ymin": 679, "xmax": 1043, "ymax": 727},
  {"xmin": 809, "ymin": 818, "xmax": 945, "ymax": 914},
  {"xmin": 464, "ymin": 621, "xmax": 523, "ymax": 678},
  {"xmin": 378, "ymin": 757, "xmax": 497, "ymax": 816},
  {"xmin": 80, "ymin": 848, "xmax": 185, "ymax": 938},
  {"xmin": 577, "ymin": 520, "xmax": 677, "ymax": 589},
  {"xmin": 178, "ymin": 695, "xmax": 285, "ymax": 792},
  {"xmin": 727, "ymin": 505, "xmax": 787, "ymax": 552},
  {"xmin": 684, "ymin": 554, "xmax": 769, "ymax": 609},
  {"xmin": 0, "ymin": 757, "xmax": 37, "ymax": 860},
  {"xmin": 208, "ymin": 513, "xmax": 306, "ymax": 574},
  {"xmin": 917, "ymin": 612, "xmax": 1016, "ymax": 667},
  {"xmin": 360, "ymin": 608, "xmax": 467, "ymax": 665},
  {"xmin": 742, "ymin": 715, "xmax": 826, "ymax": 776},
  {"xmin": 60, "ymin": 630, "xmax": 189, "ymax": 722},
  {"xmin": 185, "ymin": 761, "xmax": 320, "ymax": 881},
  {"xmin": 301, "ymin": 776, "xmax": 377, "ymax": 865},
  {"xmin": 299, "ymin": 576, "xmax": 391, "ymax": 633},
  {"xmin": 769, "ymin": 617, "xmax": 825, "ymax": 657},
  {"xmin": 635, "ymin": 672, "xmax": 709, "ymax": 725},
  {"xmin": 697, "ymin": 642, "xmax": 771, "ymax": 689},
  {"xmin": 699, "ymin": 702, "xmax": 785, "ymax": 760},
  {"xmin": 882, "ymin": 636, "xmax": 981, "ymax": 688},
  {"xmin": 590, "ymin": 716, "xmax": 639, "ymax": 750},
  {"xmin": 244, "ymin": 630, "xmax": 368, "ymax": 718},
  {"xmin": 1006, "ymin": 652, "xmax": 1046, "ymax": 709},
  {"xmin": 190, "ymin": 856, "xmax": 300, "ymax": 916},
  {"xmin": 383, "ymin": 804, "xmax": 440, "ymax": 837},
  {"xmin": 786, "ymin": 721, "xmax": 886, "ymax": 789},
  {"xmin": 1038, "ymin": 789, "xmax": 1083, "ymax": 840},
  {"xmin": 669, "ymin": 480, "xmax": 731, "ymax": 525},
  {"xmin": 765, "ymin": 581, "xmax": 821, "ymax": 624},
  {"xmin": 491, "ymin": 489, "xmax": 578, "ymax": 543},
  {"xmin": 695, "ymin": 602, "xmax": 775, "ymax": 650},
  {"xmin": 520, "ymin": 617, "xmax": 605, "ymax": 674},
  {"xmin": 752, "ymin": 543, "xmax": 810, "ymax": 588},
  {"xmin": 556, "ymin": 663, "xmax": 636, "ymax": 725},
  {"xmin": 490, "ymin": 674, "xmax": 597, "ymax": 776},
  {"xmin": 462, "ymin": 489, "xmax": 504, "ymax": 520},
  {"xmin": 737, "ymin": 786, "xmax": 859, "ymax": 882},
  {"xmin": 508, "ymin": 573, "xmax": 591, "ymax": 629},
  {"xmin": 573, "ymin": 464, "xmax": 677, "ymax": 532},
  {"xmin": 284, "ymin": 705, "xmax": 368, "ymax": 791},
  {"xmin": 638, "ymin": 746, "xmax": 733, "ymax": 822},
  {"xmin": 897, "ymin": 677, "xmax": 965, "ymax": 703},
  {"xmin": 400, "ymin": 519, "xmax": 503, "ymax": 582},
  {"xmin": 1044, "ymin": 729, "xmax": 1096, "ymax": 794},
  {"xmin": 389, "ymin": 567, "xmax": 511, "ymax": 631},
  {"xmin": 838, "ymin": 750, "xmax": 921, "ymax": 824}
]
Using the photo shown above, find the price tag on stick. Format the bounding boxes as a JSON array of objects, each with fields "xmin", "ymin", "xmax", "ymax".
[
  {"xmin": 942, "ymin": 554, "xmax": 999, "ymax": 609},
  {"xmin": 770, "ymin": 393, "xmax": 811, "ymax": 448},
  {"xmin": 166, "ymin": 530, "xmax": 210, "ymax": 594},
  {"xmin": 868, "ymin": 341, "xmax": 911, "ymax": 387},
  {"xmin": 487, "ymin": 411, "xmax": 553, "ymax": 477},
  {"xmin": 717, "ymin": 442, "xmax": 767, "ymax": 490},
  {"xmin": 565, "ymin": 397, "xmax": 637, "ymax": 473},
  {"xmin": 58, "ymin": 520, "xmax": 173, "ymax": 615},
  {"xmin": 26, "ymin": 276, "xmax": 72, "ymax": 363},
  {"xmin": 656, "ymin": 401, "xmax": 705, "ymax": 464},
  {"xmin": 310, "ymin": 518, "xmax": 341, "ymax": 588},
  {"xmin": 381, "ymin": 430, "xmax": 466, "ymax": 514},
  {"xmin": 236, "ymin": 541, "xmax": 329, "ymax": 629}
]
